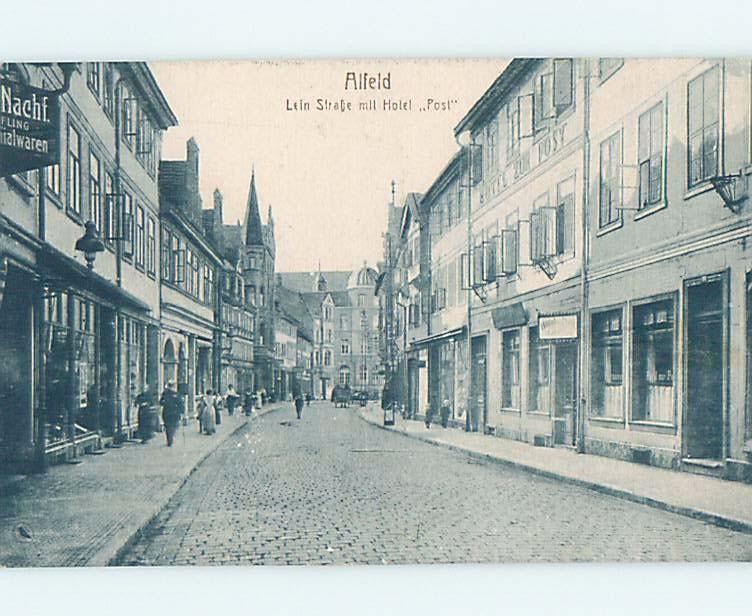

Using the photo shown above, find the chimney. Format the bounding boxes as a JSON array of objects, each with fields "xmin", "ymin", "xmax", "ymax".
[{"xmin": 213, "ymin": 188, "xmax": 223, "ymax": 222}]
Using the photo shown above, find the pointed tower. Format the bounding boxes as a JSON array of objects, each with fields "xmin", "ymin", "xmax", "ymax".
[{"xmin": 244, "ymin": 169, "xmax": 264, "ymax": 246}]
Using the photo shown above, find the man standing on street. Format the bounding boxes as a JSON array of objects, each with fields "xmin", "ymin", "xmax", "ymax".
[{"xmin": 159, "ymin": 380, "xmax": 183, "ymax": 447}]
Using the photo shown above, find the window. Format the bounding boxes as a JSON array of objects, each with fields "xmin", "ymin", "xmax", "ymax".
[
  {"xmin": 688, "ymin": 65, "xmax": 720, "ymax": 188},
  {"xmin": 501, "ymin": 330, "xmax": 520, "ymax": 409},
  {"xmin": 314, "ymin": 351, "xmax": 321, "ymax": 366},
  {"xmin": 122, "ymin": 191, "xmax": 134, "ymax": 257},
  {"xmin": 121, "ymin": 84, "xmax": 136, "ymax": 148},
  {"xmin": 134, "ymin": 205, "xmax": 145, "ymax": 267},
  {"xmin": 535, "ymin": 71, "xmax": 554, "ymax": 130},
  {"xmin": 324, "ymin": 305, "xmax": 332, "ymax": 320},
  {"xmin": 528, "ymin": 327, "xmax": 550, "ymax": 413},
  {"xmin": 340, "ymin": 316, "xmax": 348, "ymax": 330},
  {"xmin": 161, "ymin": 229, "xmax": 171, "ymax": 280},
  {"xmin": 359, "ymin": 364, "xmax": 368, "ymax": 382},
  {"xmin": 103, "ymin": 172, "xmax": 115, "ymax": 243},
  {"xmin": 556, "ymin": 178, "xmax": 575, "ymax": 255},
  {"xmin": 88, "ymin": 151, "xmax": 101, "ymax": 231},
  {"xmin": 638, "ymin": 102, "xmax": 664, "ymax": 209},
  {"xmin": 485, "ymin": 119, "xmax": 498, "ymax": 175},
  {"xmin": 632, "ymin": 299, "xmax": 675, "ymax": 424},
  {"xmin": 147, "ymin": 217, "xmax": 156, "ymax": 275},
  {"xmin": 341, "ymin": 341, "xmax": 350, "ymax": 354},
  {"xmin": 339, "ymin": 366, "xmax": 350, "ymax": 386},
  {"xmin": 552, "ymin": 58, "xmax": 574, "ymax": 112},
  {"xmin": 67, "ymin": 122, "xmax": 81, "ymax": 215},
  {"xmin": 358, "ymin": 294, "xmax": 365, "ymax": 307},
  {"xmin": 87, "ymin": 62, "xmax": 100, "ymax": 97},
  {"xmin": 324, "ymin": 350, "xmax": 332, "ymax": 366},
  {"xmin": 46, "ymin": 164, "xmax": 60, "ymax": 195},
  {"xmin": 507, "ymin": 101, "xmax": 521, "ymax": 155},
  {"xmin": 599, "ymin": 131, "xmax": 621, "ymax": 228},
  {"xmin": 501, "ymin": 227, "xmax": 518, "ymax": 275},
  {"xmin": 327, "ymin": 329, "xmax": 333, "ymax": 343},
  {"xmin": 598, "ymin": 58, "xmax": 623, "ymax": 82},
  {"xmin": 591, "ymin": 309, "xmax": 624, "ymax": 419},
  {"xmin": 102, "ymin": 63, "xmax": 114, "ymax": 117}
]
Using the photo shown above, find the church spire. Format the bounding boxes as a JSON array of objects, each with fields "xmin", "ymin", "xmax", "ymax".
[{"xmin": 244, "ymin": 167, "xmax": 263, "ymax": 246}]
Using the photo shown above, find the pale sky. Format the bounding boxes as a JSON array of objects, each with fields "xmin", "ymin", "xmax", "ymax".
[{"xmin": 150, "ymin": 59, "xmax": 507, "ymax": 272}]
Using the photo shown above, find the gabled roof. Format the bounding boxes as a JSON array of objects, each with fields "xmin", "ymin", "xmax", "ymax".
[
  {"xmin": 278, "ymin": 271, "xmax": 351, "ymax": 293},
  {"xmin": 399, "ymin": 192, "xmax": 423, "ymax": 240}
]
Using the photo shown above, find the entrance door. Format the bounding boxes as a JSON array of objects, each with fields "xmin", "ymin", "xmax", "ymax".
[
  {"xmin": 553, "ymin": 343, "xmax": 578, "ymax": 446},
  {"xmin": 685, "ymin": 278, "xmax": 725, "ymax": 460},
  {"xmin": 470, "ymin": 336, "xmax": 487, "ymax": 432}
]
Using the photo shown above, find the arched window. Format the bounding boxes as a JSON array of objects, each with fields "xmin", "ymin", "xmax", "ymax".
[{"xmin": 339, "ymin": 365, "xmax": 350, "ymax": 386}]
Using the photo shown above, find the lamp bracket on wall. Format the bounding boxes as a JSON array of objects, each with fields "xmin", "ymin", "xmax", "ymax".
[{"xmin": 710, "ymin": 172, "xmax": 747, "ymax": 214}]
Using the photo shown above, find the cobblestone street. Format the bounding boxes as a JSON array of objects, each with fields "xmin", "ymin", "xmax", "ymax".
[{"xmin": 116, "ymin": 402, "xmax": 752, "ymax": 565}]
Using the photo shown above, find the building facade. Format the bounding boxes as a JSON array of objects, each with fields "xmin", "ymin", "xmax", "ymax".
[
  {"xmin": 0, "ymin": 61, "xmax": 176, "ymax": 469},
  {"xmin": 385, "ymin": 57, "xmax": 752, "ymax": 483},
  {"xmin": 159, "ymin": 138, "xmax": 222, "ymax": 418},
  {"xmin": 240, "ymin": 171, "xmax": 277, "ymax": 398},
  {"xmin": 279, "ymin": 266, "xmax": 382, "ymax": 400}
]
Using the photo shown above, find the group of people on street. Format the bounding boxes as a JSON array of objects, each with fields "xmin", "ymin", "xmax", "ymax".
[{"xmin": 135, "ymin": 381, "xmax": 268, "ymax": 447}]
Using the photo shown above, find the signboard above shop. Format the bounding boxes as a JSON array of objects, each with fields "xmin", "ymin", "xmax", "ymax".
[
  {"xmin": 539, "ymin": 314, "xmax": 578, "ymax": 340},
  {"xmin": 0, "ymin": 76, "xmax": 60, "ymax": 178}
]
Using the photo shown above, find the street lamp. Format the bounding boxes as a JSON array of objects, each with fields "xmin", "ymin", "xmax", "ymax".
[
  {"xmin": 456, "ymin": 129, "xmax": 475, "ymax": 432},
  {"xmin": 74, "ymin": 221, "xmax": 105, "ymax": 270}
]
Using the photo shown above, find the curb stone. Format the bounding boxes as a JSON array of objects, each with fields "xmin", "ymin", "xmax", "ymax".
[
  {"xmin": 358, "ymin": 408, "xmax": 752, "ymax": 536},
  {"xmin": 103, "ymin": 404, "xmax": 285, "ymax": 567}
]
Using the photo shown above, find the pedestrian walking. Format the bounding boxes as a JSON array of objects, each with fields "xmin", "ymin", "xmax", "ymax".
[
  {"xmin": 200, "ymin": 389, "xmax": 217, "ymax": 435},
  {"xmin": 294, "ymin": 392, "xmax": 304, "ymax": 420},
  {"xmin": 243, "ymin": 389, "xmax": 254, "ymax": 417},
  {"xmin": 255, "ymin": 390, "xmax": 263, "ymax": 410},
  {"xmin": 225, "ymin": 385, "xmax": 239, "ymax": 416},
  {"xmin": 159, "ymin": 381, "xmax": 183, "ymax": 447},
  {"xmin": 440, "ymin": 398, "xmax": 451, "ymax": 428},
  {"xmin": 135, "ymin": 385, "xmax": 155, "ymax": 444},
  {"xmin": 214, "ymin": 393, "xmax": 223, "ymax": 426},
  {"xmin": 425, "ymin": 404, "xmax": 435, "ymax": 429}
]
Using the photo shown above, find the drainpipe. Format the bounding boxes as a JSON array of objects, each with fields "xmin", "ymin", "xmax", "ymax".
[
  {"xmin": 577, "ymin": 59, "xmax": 592, "ymax": 454},
  {"xmin": 113, "ymin": 72, "xmax": 125, "ymax": 442}
]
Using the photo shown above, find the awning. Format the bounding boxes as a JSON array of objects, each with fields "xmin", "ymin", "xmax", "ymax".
[
  {"xmin": 411, "ymin": 326, "xmax": 465, "ymax": 348},
  {"xmin": 38, "ymin": 244, "xmax": 151, "ymax": 313},
  {"xmin": 492, "ymin": 302, "xmax": 528, "ymax": 329}
]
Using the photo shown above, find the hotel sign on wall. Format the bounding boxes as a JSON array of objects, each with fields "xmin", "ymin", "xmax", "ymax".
[{"xmin": 0, "ymin": 77, "xmax": 60, "ymax": 178}]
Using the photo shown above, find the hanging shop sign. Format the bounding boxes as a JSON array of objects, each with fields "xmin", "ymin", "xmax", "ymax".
[
  {"xmin": 0, "ymin": 77, "xmax": 60, "ymax": 177},
  {"xmin": 538, "ymin": 314, "xmax": 578, "ymax": 340}
]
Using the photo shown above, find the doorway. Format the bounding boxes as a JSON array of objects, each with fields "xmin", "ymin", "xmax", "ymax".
[
  {"xmin": 470, "ymin": 335, "xmax": 487, "ymax": 432},
  {"xmin": 685, "ymin": 277, "xmax": 725, "ymax": 460},
  {"xmin": 553, "ymin": 342, "xmax": 578, "ymax": 446}
]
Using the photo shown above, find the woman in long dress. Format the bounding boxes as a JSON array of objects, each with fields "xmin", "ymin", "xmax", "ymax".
[{"xmin": 201, "ymin": 389, "xmax": 217, "ymax": 435}]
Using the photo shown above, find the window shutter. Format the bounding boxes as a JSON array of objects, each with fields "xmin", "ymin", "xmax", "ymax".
[
  {"xmin": 553, "ymin": 59, "xmax": 574, "ymax": 110},
  {"xmin": 518, "ymin": 94, "xmax": 534, "ymax": 139},
  {"xmin": 483, "ymin": 236, "xmax": 498, "ymax": 282},
  {"xmin": 501, "ymin": 228, "xmax": 518, "ymax": 275},
  {"xmin": 472, "ymin": 243, "xmax": 484, "ymax": 286},
  {"xmin": 459, "ymin": 252, "xmax": 470, "ymax": 290}
]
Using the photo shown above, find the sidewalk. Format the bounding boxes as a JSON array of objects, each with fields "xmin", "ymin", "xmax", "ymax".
[
  {"xmin": 360, "ymin": 404, "xmax": 752, "ymax": 534},
  {"xmin": 0, "ymin": 402, "xmax": 286, "ymax": 568}
]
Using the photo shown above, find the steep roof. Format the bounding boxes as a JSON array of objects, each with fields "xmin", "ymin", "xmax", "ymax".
[
  {"xmin": 244, "ymin": 170, "xmax": 264, "ymax": 246},
  {"xmin": 299, "ymin": 290, "xmax": 352, "ymax": 311},
  {"xmin": 278, "ymin": 271, "xmax": 351, "ymax": 293}
]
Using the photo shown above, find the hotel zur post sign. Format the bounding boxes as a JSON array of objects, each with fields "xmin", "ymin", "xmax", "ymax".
[{"xmin": 0, "ymin": 77, "xmax": 60, "ymax": 178}]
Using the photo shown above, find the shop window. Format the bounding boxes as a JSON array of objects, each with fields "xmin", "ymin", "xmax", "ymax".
[
  {"xmin": 528, "ymin": 327, "xmax": 550, "ymax": 413},
  {"xmin": 599, "ymin": 130, "xmax": 621, "ymax": 228},
  {"xmin": 501, "ymin": 329, "xmax": 520, "ymax": 409},
  {"xmin": 688, "ymin": 65, "xmax": 720, "ymax": 188},
  {"xmin": 591, "ymin": 309, "xmax": 624, "ymax": 419},
  {"xmin": 638, "ymin": 101, "xmax": 665, "ymax": 209},
  {"xmin": 632, "ymin": 299, "xmax": 675, "ymax": 423}
]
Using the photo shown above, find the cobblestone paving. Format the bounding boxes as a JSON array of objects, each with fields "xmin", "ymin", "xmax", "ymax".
[{"xmin": 117, "ymin": 402, "xmax": 752, "ymax": 565}]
